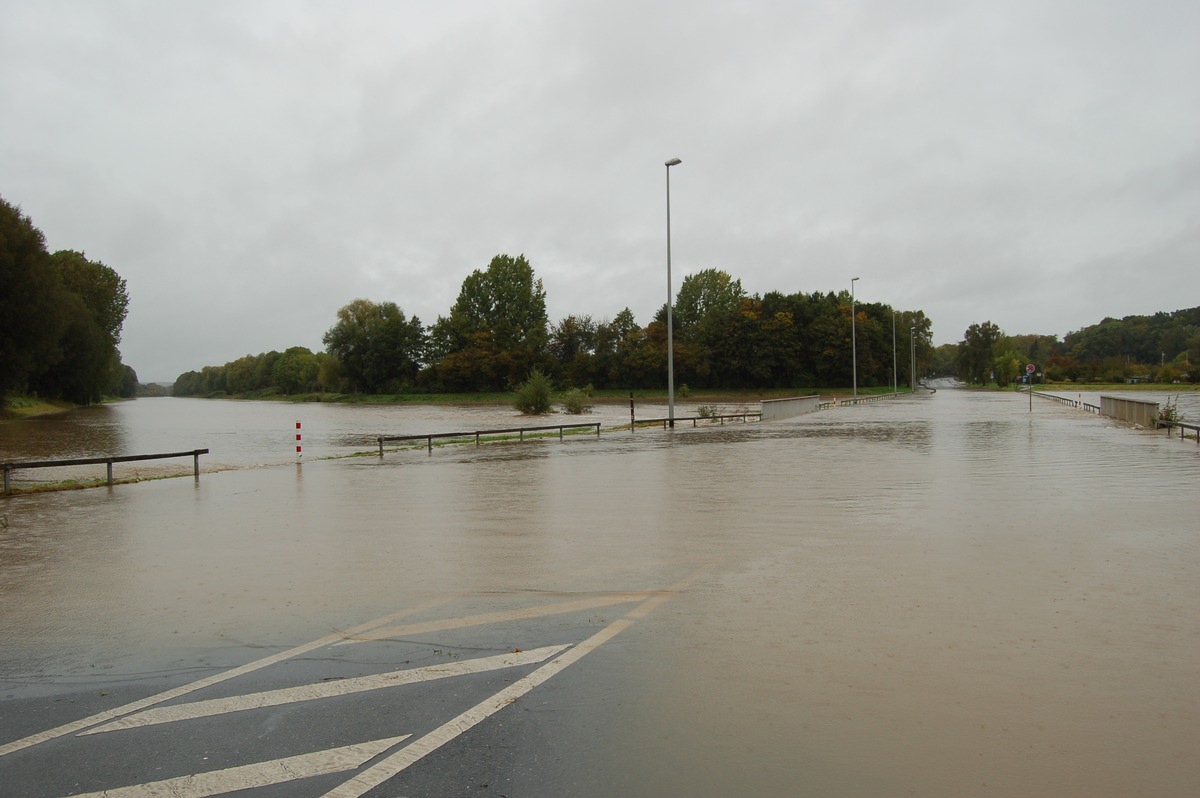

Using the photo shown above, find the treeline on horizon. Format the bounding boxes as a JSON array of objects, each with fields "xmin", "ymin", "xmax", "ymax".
[
  {"xmin": 4, "ymin": 188, "xmax": 1194, "ymax": 409},
  {"xmin": 950, "ymin": 307, "xmax": 1200, "ymax": 388},
  {"xmin": 172, "ymin": 254, "xmax": 935, "ymax": 398},
  {"xmin": 170, "ymin": 252, "xmax": 1199, "ymax": 400},
  {"xmin": 1, "ymin": 197, "xmax": 136, "ymax": 405}
]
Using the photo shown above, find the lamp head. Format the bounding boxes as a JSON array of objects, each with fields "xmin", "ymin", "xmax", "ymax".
[{"xmin": 665, "ymin": 158, "xmax": 682, "ymax": 167}]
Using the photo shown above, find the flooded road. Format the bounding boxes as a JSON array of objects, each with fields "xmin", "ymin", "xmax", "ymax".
[{"xmin": 1, "ymin": 391, "xmax": 1197, "ymax": 796}]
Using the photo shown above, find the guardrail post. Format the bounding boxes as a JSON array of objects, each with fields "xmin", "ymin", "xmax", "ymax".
[
  {"xmin": 194, "ymin": 451, "xmax": 201, "ymax": 480},
  {"xmin": 378, "ymin": 437, "xmax": 384, "ymax": 457},
  {"xmin": 106, "ymin": 460, "xmax": 114, "ymax": 486},
  {"xmin": 3, "ymin": 465, "xmax": 9, "ymax": 496},
  {"xmin": 427, "ymin": 436, "xmax": 433, "ymax": 454}
]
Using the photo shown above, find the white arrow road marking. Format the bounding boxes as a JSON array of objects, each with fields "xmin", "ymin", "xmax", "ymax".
[
  {"xmin": 67, "ymin": 735, "xmax": 410, "ymax": 798},
  {"xmin": 0, "ymin": 597, "xmax": 457, "ymax": 758},
  {"xmin": 82, "ymin": 645, "xmax": 569, "ymax": 735},
  {"xmin": 336, "ymin": 593, "xmax": 652, "ymax": 645}
]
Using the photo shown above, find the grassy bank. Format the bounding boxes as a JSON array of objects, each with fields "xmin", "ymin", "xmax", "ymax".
[
  {"xmin": 0, "ymin": 396, "xmax": 78, "ymax": 420},
  {"xmin": 1040, "ymin": 382, "xmax": 1199, "ymax": 392}
]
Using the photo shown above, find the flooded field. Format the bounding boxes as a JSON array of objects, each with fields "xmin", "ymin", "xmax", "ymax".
[{"xmin": 1, "ymin": 390, "xmax": 1197, "ymax": 796}]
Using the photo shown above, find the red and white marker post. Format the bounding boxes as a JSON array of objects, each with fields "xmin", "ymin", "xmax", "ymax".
[{"xmin": 295, "ymin": 421, "xmax": 302, "ymax": 460}]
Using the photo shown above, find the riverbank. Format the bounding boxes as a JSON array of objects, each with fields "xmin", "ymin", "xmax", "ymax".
[
  {"xmin": 0, "ymin": 397, "xmax": 78, "ymax": 421},
  {"xmin": 1042, "ymin": 381, "xmax": 1199, "ymax": 392}
]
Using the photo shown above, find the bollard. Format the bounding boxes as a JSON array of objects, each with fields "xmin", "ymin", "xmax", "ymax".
[{"xmin": 295, "ymin": 421, "xmax": 302, "ymax": 460}]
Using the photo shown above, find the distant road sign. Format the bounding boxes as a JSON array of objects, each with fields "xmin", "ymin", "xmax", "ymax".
[{"xmin": 1026, "ymin": 363, "xmax": 1035, "ymax": 373}]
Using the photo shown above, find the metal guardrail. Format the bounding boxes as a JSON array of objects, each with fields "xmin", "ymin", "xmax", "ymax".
[
  {"xmin": 1156, "ymin": 419, "xmax": 1200, "ymax": 444},
  {"xmin": 378, "ymin": 422, "xmax": 601, "ymax": 455},
  {"xmin": 1030, "ymin": 390, "xmax": 1195, "ymax": 436},
  {"xmin": 818, "ymin": 392, "xmax": 907, "ymax": 410},
  {"xmin": 1028, "ymin": 391, "xmax": 1101, "ymax": 414},
  {"xmin": 631, "ymin": 412, "xmax": 761, "ymax": 429},
  {"xmin": 3, "ymin": 449, "xmax": 210, "ymax": 495}
]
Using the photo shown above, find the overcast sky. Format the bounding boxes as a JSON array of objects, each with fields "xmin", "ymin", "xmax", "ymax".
[{"xmin": 2, "ymin": 0, "xmax": 1197, "ymax": 381}]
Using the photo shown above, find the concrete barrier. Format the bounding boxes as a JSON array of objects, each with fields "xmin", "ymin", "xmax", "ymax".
[
  {"xmin": 1100, "ymin": 395, "xmax": 1159, "ymax": 427},
  {"xmin": 760, "ymin": 395, "xmax": 821, "ymax": 421}
]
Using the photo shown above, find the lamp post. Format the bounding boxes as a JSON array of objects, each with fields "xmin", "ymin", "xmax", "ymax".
[
  {"xmin": 665, "ymin": 157, "xmax": 682, "ymax": 428},
  {"xmin": 892, "ymin": 310, "xmax": 897, "ymax": 395},
  {"xmin": 851, "ymin": 277, "xmax": 860, "ymax": 398},
  {"xmin": 910, "ymin": 326, "xmax": 916, "ymax": 392}
]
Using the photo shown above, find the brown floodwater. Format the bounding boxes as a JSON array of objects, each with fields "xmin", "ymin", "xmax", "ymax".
[{"xmin": 0, "ymin": 390, "xmax": 1197, "ymax": 796}]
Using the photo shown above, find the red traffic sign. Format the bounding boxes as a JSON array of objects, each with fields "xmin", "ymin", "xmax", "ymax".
[{"xmin": 1026, "ymin": 363, "xmax": 1035, "ymax": 373}]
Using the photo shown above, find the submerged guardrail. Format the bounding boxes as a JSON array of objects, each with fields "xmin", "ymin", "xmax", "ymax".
[
  {"xmin": 1027, "ymin": 390, "xmax": 1101, "ymax": 414},
  {"xmin": 631, "ymin": 412, "xmax": 761, "ymax": 429},
  {"xmin": 1156, "ymin": 419, "xmax": 1200, "ymax": 444},
  {"xmin": 3, "ymin": 449, "xmax": 210, "ymax": 495},
  {"xmin": 818, "ymin": 392, "xmax": 908, "ymax": 410},
  {"xmin": 378, "ymin": 422, "xmax": 601, "ymax": 455}
]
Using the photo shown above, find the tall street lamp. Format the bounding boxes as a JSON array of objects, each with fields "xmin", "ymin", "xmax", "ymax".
[
  {"xmin": 892, "ymin": 310, "xmax": 897, "ymax": 395},
  {"xmin": 665, "ymin": 157, "xmax": 682, "ymax": 428},
  {"xmin": 851, "ymin": 277, "xmax": 860, "ymax": 398},
  {"xmin": 910, "ymin": 326, "xmax": 917, "ymax": 392}
]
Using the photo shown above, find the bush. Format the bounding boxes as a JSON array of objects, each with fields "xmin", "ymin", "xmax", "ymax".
[
  {"xmin": 560, "ymin": 387, "xmax": 593, "ymax": 414},
  {"xmin": 513, "ymin": 369, "xmax": 553, "ymax": 414}
]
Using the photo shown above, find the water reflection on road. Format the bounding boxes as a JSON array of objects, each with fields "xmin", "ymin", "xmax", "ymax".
[{"xmin": 1, "ymin": 390, "xmax": 1197, "ymax": 796}]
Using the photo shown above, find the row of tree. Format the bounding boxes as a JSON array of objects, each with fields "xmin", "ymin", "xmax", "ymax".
[
  {"xmin": 174, "ymin": 254, "xmax": 936, "ymax": 397},
  {"xmin": 948, "ymin": 308, "xmax": 1199, "ymax": 387},
  {"xmin": 1, "ymin": 197, "xmax": 135, "ymax": 405}
]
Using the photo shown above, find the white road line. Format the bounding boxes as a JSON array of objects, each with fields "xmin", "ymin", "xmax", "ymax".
[
  {"xmin": 322, "ymin": 622, "xmax": 634, "ymax": 798},
  {"xmin": 320, "ymin": 573, "xmax": 705, "ymax": 798},
  {"xmin": 335, "ymin": 593, "xmax": 652, "ymax": 645},
  {"xmin": 66, "ymin": 735, "xmax": 410, "ymax": 798},
  {"xmin": 82, "ymin": 645, "xmax": 569, "ymax": 735},
  {"xmin": 0, "ymin": 597, "xmax": 457, "ymax": 758}
]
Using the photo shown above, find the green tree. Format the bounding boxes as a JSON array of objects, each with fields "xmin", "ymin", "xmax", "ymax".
[
  {"xmin": 429, "ymin": 254, "xmax": 549, "ymax": 390},
  {"xmin": 992, "ymin": 349, "xmax": 1023, "ymax": 387},
  {"xmin": 273, "ymin": 347, "xmax": 321, "ymax": 394},
  {"xmin": 673, "ymin": 268, "xmax": 745, "ymax": 342},
  {"xmin": 225, "ymin": 355, "xmax": 260, "ymax": 394},
  {"xmin": 929, "ymin": 343, "xmax": 958, "ymax": 378},
  {"xmin": 323, "ymin": 299, "xmax": 426, "ymax": 393},
  {"xmin": 549, "ymin": 314, "xmax": 598, "ymax": 387},
  {"xmin": 0, "ymin": 197, "xmax": 67, "ymax": 398},
  {"xmin": 50, "ymin": 250, "xmax": 129, "ymax": 352},
  {"xmin": 32, "ymin": 250, "xmax": 131, "ymax": 404},
  {"xmin": 957, "ymin": 321, "xmax": 1003, "ymax": 385},
  {"xmin": 30, "ymin": 294, "xmax": 109, "ymax": 404},
  {"xmin": 112, "ymin": 364, "xmax": 139, "ymax": 398}
]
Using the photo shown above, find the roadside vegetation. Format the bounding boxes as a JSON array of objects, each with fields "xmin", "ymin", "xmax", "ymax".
[
  {"xmin": 1, "ymin": 197, "xmax": 136, "ymax": 411},
  {"xmin": 943, "ymin": 311, "xmax": 1198, "ymax": 390},
  {"xmin": 6, "ymin": 189, "xmax": 1195, "ymax": 419}
]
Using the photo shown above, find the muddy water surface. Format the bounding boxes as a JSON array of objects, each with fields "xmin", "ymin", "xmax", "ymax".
[{"xmin": 1, "ymin": 391, "xmax": 1197, "ymax": 796}]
